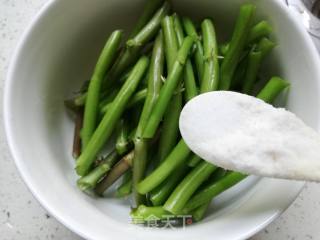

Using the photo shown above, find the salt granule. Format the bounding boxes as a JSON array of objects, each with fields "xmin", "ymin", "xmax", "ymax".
[{"xmin": 179, "ymin": 91, "xmax": 320, "ymax": 181}]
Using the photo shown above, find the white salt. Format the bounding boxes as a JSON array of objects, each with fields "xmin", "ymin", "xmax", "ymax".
[{"xmin": 179, "ymin": 91, "xmax": 320, "ymax": 181}]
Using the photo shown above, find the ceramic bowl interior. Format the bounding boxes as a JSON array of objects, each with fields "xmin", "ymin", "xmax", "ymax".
[{"xmin": 5, "ymin": 0, "xmax": 320, "ymax": 239}]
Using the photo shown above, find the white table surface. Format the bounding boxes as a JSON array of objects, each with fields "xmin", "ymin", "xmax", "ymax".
[{"xmin": 1, "ymin": 0, "xmax": 320, "ymax": 239}]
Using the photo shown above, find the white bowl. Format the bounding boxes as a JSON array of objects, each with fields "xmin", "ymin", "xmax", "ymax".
[{"xmin": 4, "ymin": 0, "xmax": 320, "ymax": 239}]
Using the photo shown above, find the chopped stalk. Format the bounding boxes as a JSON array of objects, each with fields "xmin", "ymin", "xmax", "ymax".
[
  {"xmin": 143, "ymin": 36, "xmax": 194, "ymax": 138},
  {"xmin": 158, "ymin": 15, "xmax": 183, "ymax": 162},
  {"xmin": 116, "ymin": 171, "xmax": 133, "ymax": 198},
  {"xmin": 76, "ymin": 56, "xmax": 149, "ymax": 176},
  {"xmin": 150, "ymin": 164, "xmax": 189, "ymax": 206},
  {"xmin": 182, "ymin": 17, "xmax": 204, "ymax": 83},
  {"xmin": 191, "ymin": 201, "xmax": 211, "ymax": 222},
  {"xmin": 116, "ymin": 119, "xmax": 132, "ymax": 155},
  {"xmin": 219, "ymin": 4, "xmax": 256, "ymax": 90},
  {"xmin": 133, "ymin": 32, "xmax": 165, "ymax": 205},
  {"xmin": 137, "ymin": 140, "xmax": 191, "ymax": 194},
  {"xmin": 187, "ymin": 154, "xmax": 201, "ymax": 167},
  {"xmin": 200, "ymin": 19, "xmax": 219, "ymax": 92},
  {"xmin": 72, "ymin": 109, "xmax": 83, "ymax": 158},
  {"xmin": 95, "ymin": 151, "xmax": 134, "ymax": 195},
  {"xmin": 100, "ymin": 88, "xmax": 147, "ymax": 115},
  {"xmin": 104, "ymin": 2, "xmax": 170, "ymax": 90},
  {"xmin": 183, "ymin": 172, "xmax": 247, "ymax": 212},
  {"xmin": 163, "ymin": 161, "xmax": 217, "ymax": 214},
  {"xmin": 129, "ymin": 0, "xmax": 165, "ymax": 38},
  {"xmin": 77, "ymin": 151, "xmax": 119, "ymax": 191},
  {"xmin": 82, "ymin": 30, "xmax": 123, "ymax": 148}
]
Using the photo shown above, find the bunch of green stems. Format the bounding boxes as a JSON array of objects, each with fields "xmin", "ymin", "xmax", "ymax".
[{"xmin": 65, "ymin": 1, "xmax": 290, "ymax": 224}]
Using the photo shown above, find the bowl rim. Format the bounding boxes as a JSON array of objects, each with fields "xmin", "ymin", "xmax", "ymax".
[{"xmin": 4, "ymin": 0, "xmax": 319, "ymax": 239}]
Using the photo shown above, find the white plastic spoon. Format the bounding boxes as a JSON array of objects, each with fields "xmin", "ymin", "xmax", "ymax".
[{"xmin": 179, "ymin": 91, "xmax": 320, "ymax": 181}]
